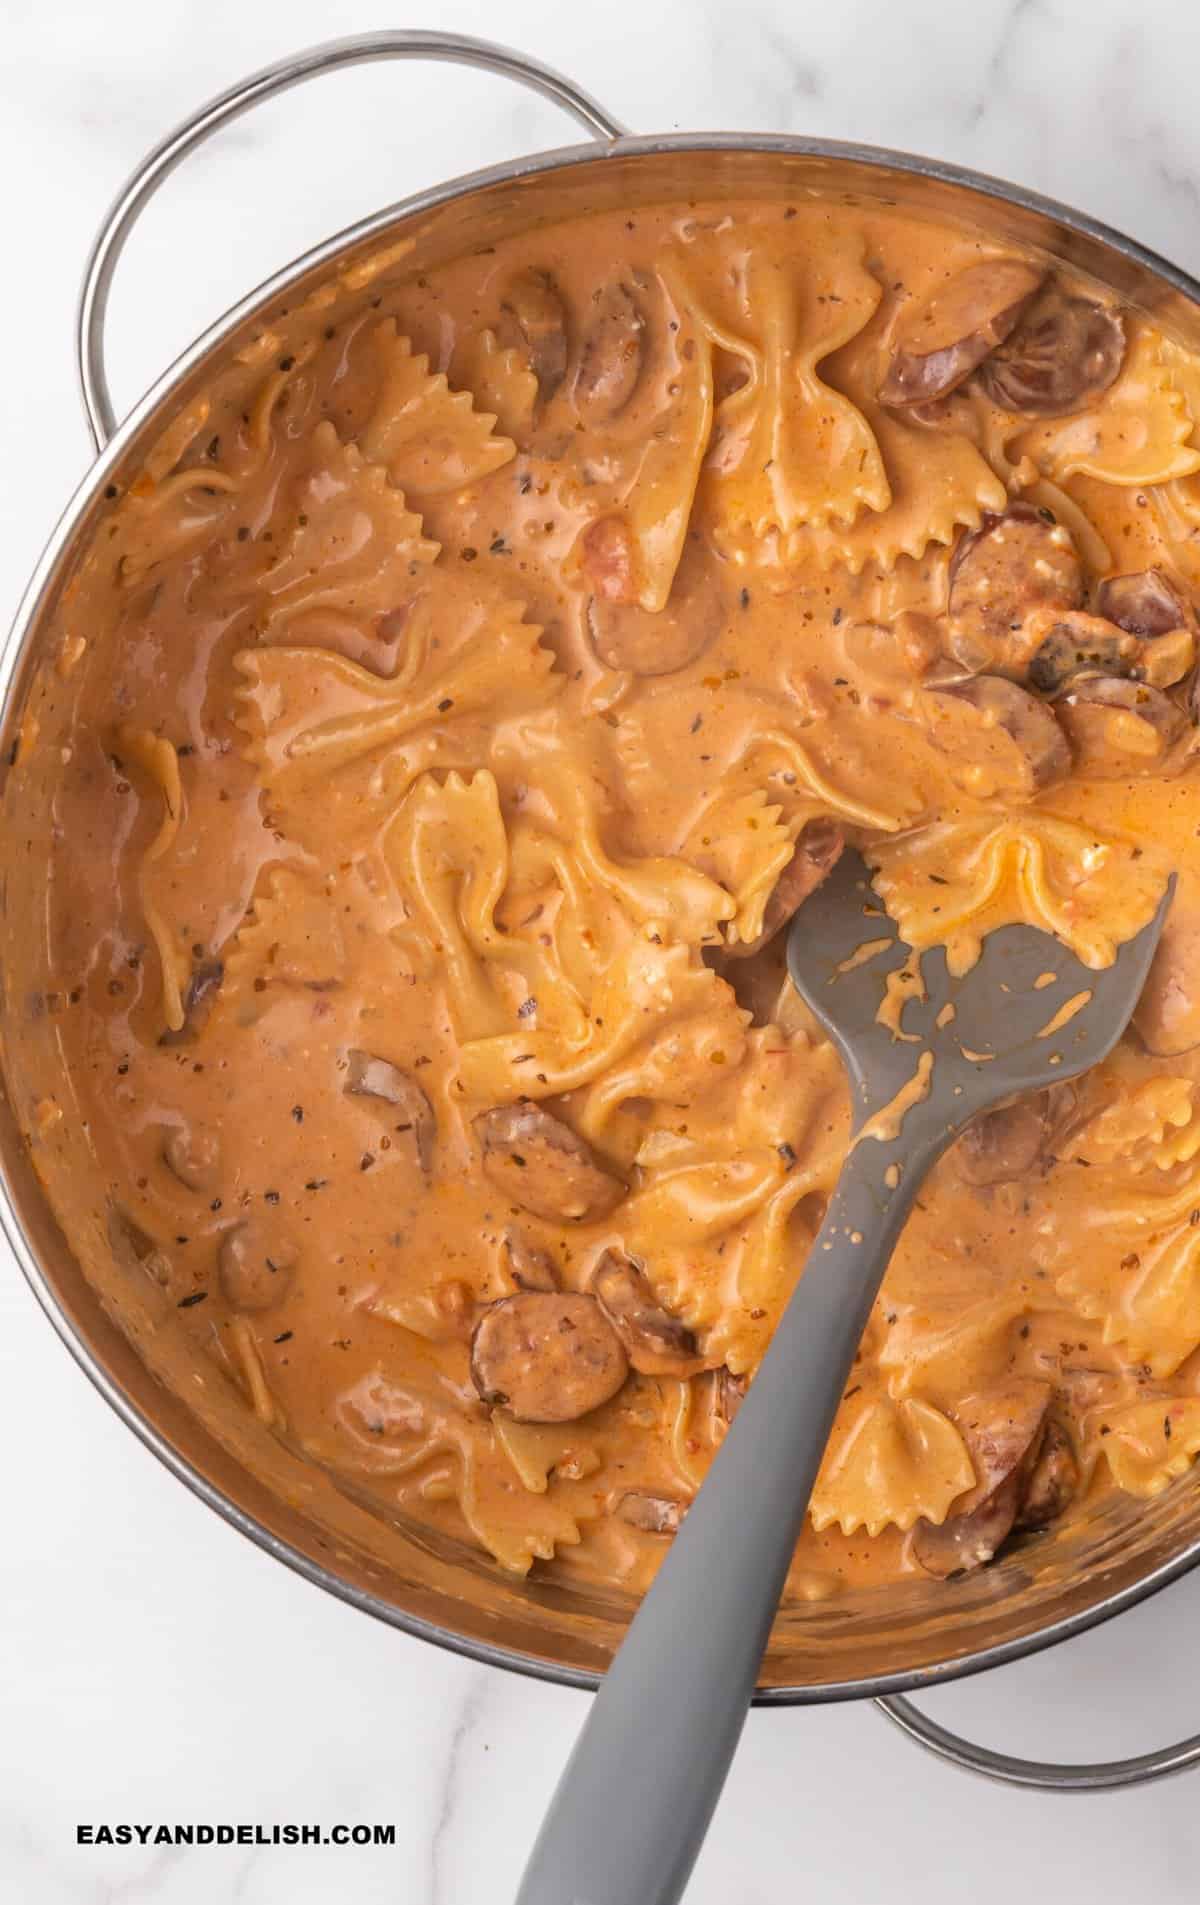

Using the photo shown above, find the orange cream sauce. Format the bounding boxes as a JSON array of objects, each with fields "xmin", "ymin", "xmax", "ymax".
[{"xmin": 9, "ymin": 196, "xmax": 1200, "ymax": 1600}]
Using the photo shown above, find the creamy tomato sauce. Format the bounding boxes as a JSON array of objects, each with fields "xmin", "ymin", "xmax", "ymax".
[{"xmin": 10, "ymin": 196, "xmax": 1200, "ymax": 1602}]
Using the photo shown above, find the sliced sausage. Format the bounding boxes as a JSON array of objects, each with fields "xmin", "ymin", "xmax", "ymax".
[
  {"xmin": 947, "ymin": 504, "xmax": 1085, "ymax": 676},
  {"xmin": 501, "ymin": 1228, "xmax": 560, "ymax": 1293},
  {"xmin": 470, "ymin": 1291, "xmax": 628, "ymax": 1422},
  {"xmin": 162, "ymin": 1120, "xmax": 221, "ymax": 1192},
  {"xmin": 158, "ymin": 959, "xmax": 223, "ymax": 1047},
  {"xmin": 218, "ymin": 1219, "xmax": 297, "ymax": 1313},
  {"xmin": 475, "ymin": 1103, "xmax": 625, "ymax": 1224},
  {"xmin": 497, "ymin": 268, "xmax": 568, "ymax": 402},
  {"xmin": 1016, "ymin": 1417, "xmax": 1078, "ymax": 1530},
  {"xmin": 714, "ymin": 1366, "xmax": 747, "ymax": 1427},
  {"xmin": 587, "ymin": 541, "xmax": 722, "ymax": 674},
  {"xmin": 977, "ymin": 287, "xmax": 1126, "ymax": 416},
  {"xmin": 880, "ymin": 259, "xmax": 1045, "ymax": 408},
  {"xmin": 1027, "ymin": 608, "xmax": 1192, "ymax": 695},
  {"xmin": 1135, "ymin": 898, "xmax": 1200, "ymax": 1056},
  {"xmin": 724, "ymin": 818, "xmax": 845, "ymax": 959},
  {"xmin": 1025, "ymin": 608, "xmax": 1141, "ymax": 695},
  {"xmin": 923, "ymin": 675, "xmax": 1070, "ymax": 800},
  {"xmin": 912, "ymin": 1380, "xmax": 1052, "ymax": 1577},
  {"xmin": 344, "ymin": 1049, "xmax": 435, "ymax": 1173},
  {"xmin": 616, "ymin": 1491, "xmax": 688, "ymax": 1535},
  {"xmin": 1057, "ymin": 676, "xmax": 1186, "ymax": 776},
  {"xmin": 1097, "ymin": 569, "xmax": 1197, "ymax": 639},
  {"xmin": 591, "ymin": 1249, "xmax": 704, "ymax": 1378},
  {"xmin": 575, "ymin": 283, "xmax": 646, "ymax": 424},
  {"xmin": 954, "ymin": 1095, "xmax": 1049, "ymax": 1188}
]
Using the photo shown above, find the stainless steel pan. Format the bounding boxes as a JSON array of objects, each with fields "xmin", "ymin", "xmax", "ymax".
[{"xmin": 8, "ymin": 27, "xmax": 1200, "ymax": 1791}]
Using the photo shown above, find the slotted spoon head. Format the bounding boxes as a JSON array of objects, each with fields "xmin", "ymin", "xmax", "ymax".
[{"xmin": 787, "ymin": 849, "xmax": 1175, "ymax": 1156}]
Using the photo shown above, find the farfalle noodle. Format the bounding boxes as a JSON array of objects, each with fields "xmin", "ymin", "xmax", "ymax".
[
  {"xmin": 1098, "ymin": 1398, "xmax": 1200, "ymax": 1498},
  {"xmin": 810, "ymin": 1391, "xmax": 974, "ymax": 1537},
  {"xmin": 340, "ymin": 319, "xmax": 516, "ymax": 495},
  {"xmin": 790, "ymin": 281, "xmax": 1007, "ymax": 573},
  {"xmin": 673, "ymin": 222, "xmax": 890, "ymax": 535},
  {"xmin": 868, "ymin": 814, "xmax": 1167, "ymax": 974}
]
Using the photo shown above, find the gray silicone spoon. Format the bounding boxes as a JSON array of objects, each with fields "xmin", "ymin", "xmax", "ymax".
[{"xmin": 516, "ymin": 849, "xmax": 1173, "ymax": 1905}]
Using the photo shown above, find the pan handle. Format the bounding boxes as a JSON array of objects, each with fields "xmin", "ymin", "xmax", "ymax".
[
  {"xmin": 76, "ymin": 30, "xmax": 627, "ymax": 450},
  {"xmin": 876, "ymin": 1691, "xmax": 1200, "ymax": 1791}
]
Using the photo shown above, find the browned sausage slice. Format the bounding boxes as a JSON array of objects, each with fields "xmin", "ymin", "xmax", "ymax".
[
  {"xmin": 575, "ymin": 283, "xmax": 646, "ymax": 424},
  {"xmin": 497, "ymin": 268, "xmax": 569, "ymax": 402},
  {"xmin": 587, "ymin": 540, "xmax": 721, "ymax": 675},
  {"xmin": 502, "ymin": 1228, "xmax": 560, "ymax": 1293},
  {"xmin": 1016, "ymin": 1416, "xmax": 1078, "ymax": 1530},
  {"xmin": 470, "ymin": 1291, "xmax": 628, "ymax": 1422},
  {"xmin": 912, "ymin": 1380, "xmax": 1052, "ymax": 1577},
  {"xmin": 1024, "ymin": 609, "xmax": 1141, "ymax": 695},
  {"xmin": 1056, "ymin": 676, "xmax": 1186, "ymax": 776},
  {"xmin": 1097, "ymin": 568, "xmax": 1197, "ymax": 638},
  {"xmin": 162, "ymin": 1120, "xmax": 221, "ymax": 1192},
  {"xmin": 724, "ymin": 818, "xmax": 845, "ymax": 959},
  {"xmin": 954, "ymin": 1095, "xmax": 1049, "ymax": 1187},
  {"xmin": 923, "ymin": 676, "xmax": 1070, "ymax": 799},
  {"xmin": 475, "ymin": 1104, "xmax": 625, "ymax": 1223},
  {"xmin": 977, "ymin": 288, "xmax": 1126, "ymax": 416},
  {"xmin": 345, "ymin": 1049, "xmax": 436, "ymax": 1173},
  {"xmin": 591, "ymin": 1249, "xmax": 704, "ymax": 1377},
  {"xmin": 218, "ymin": 1219, "xmax": 297, "ymax": 1313},
  {"xmin": 880, "ymin": 259, "xmax": 1045, "ymax": 407},
  {"xmin": 948, "ymin": 504, "xmax": 1085, "ymax": 675},
  {"xmin": 714, "ymin": 1366, "xmax": 747, "ymax": 1428},
  {"xmin": 616, "ymin": 1491, "xmax": 688, "ymax": 1534}
]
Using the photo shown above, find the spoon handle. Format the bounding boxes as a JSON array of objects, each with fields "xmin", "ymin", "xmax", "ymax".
[{"xmin": 516, "ymin": 1131, "xmax": 943, "ymax": 1905}]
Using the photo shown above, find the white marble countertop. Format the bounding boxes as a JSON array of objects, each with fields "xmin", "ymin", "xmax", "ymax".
[{"xmin": 5, "ymin": 2, "xmax": 1200, "ymax": 1899}]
